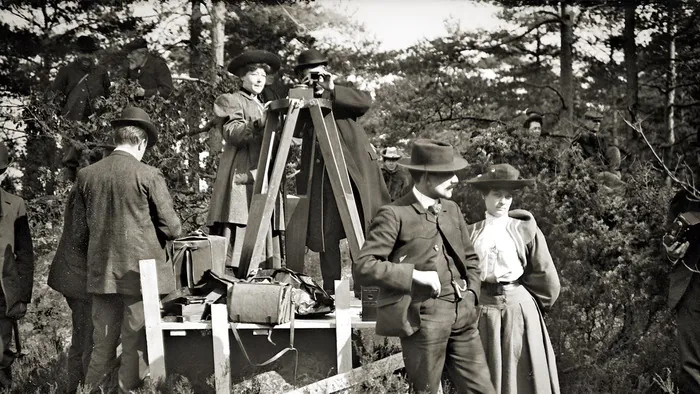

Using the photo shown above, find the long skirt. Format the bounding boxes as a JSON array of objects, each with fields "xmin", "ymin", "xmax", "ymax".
[{"xmin": 478, "ymin": 283, "xmax": 560, "ymax": 394}]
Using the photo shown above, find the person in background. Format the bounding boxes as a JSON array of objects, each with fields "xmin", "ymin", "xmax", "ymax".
[
  {"xmin": 355, "ymin": 139, "xmax": 493, "ymax": 394},
  {"xmin": 380, "ymin": 146, "xmax": 411, "ymax": 202},
  {"xmin": 573, "ymin": 110, "xmax": 621, "ymax": 177},
  {"xmin": 523, "ymin": 110, "xmax": 543, "ymax": 137},
  {"xmin": 295, "ymin": 48, "xmax": 390, "ymax": 295},
  {"xmin": 125, "ymin": 38, "xmax": 173, "ymax": 99},
  {"xmin": 207, "ymin": 49, "xmax": 281, "ymax": 270},
  {"xmin": 79, "ymin": 107, "xmax": 181, "ymax": 392},
  {"xmin": 466, "ymin": 163, "xmax": 561, "ymax": 394},
  {"xmin": 664, "ymin": 132, "xmax": 700, "ymax": 394},
  {"xmin": 0, "ymin": 142, "xmax": 34, "ymax": 390}
]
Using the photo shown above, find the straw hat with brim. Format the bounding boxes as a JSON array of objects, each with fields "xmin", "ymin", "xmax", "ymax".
[
  {"xmin": 295, "ymin": 48, "xmax": 328, "ymax": 71},
  {"xmin": 523, "ymin": 113, "xmax": 543, "ymax": 128},
  {"xmin": 110, "ymin": 107, "xmax": 158, "ymax": 148},
  {"xmin": 0, "ymin": 142, "xmax": 10, "ymax": 170},
  {"xmin": 227, "ymin": 50, "xmax": 281, "ymax": 75},
  {"xmin": 467, "ymin": 163, "xmax": 535, "ymax": 191},
  {"xmin": 397, "ymin": 139, "xmax": 468, "ymax": 172},
  {"xmin": 382, "ymin": 147, "xmax": 402, "ymax": 160}
]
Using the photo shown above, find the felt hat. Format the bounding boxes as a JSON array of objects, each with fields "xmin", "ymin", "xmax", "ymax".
[
  {"xmin": 295, "ymin": 48, "xmax": 328, "ymax": 71},
  {"xmin": 398, "ymin": 139, "xmax": 468, "ymax": 172},
  {"xmin": 76, "ymin": 36, "xmax": 100, "ymax": 54},
  {"xmin": 0, "ymin": 142, "xmax": 10, "ymax": 170},
  {"xmin": 466, "ymin": 163, "xmax": 535, "ymax": 190},
  {"xmin": 110, "ymin": 107, "xmax": 158, "ymax": 148},
  {"xmin": 227, "ymin": 49, "xmax": 281, "ymax": 75},
  {"xmin": 124, "ymin": 38, "xmax": 148, "ymax": 53},
  {"xmin": 381, "ymin": 147, "xmax": 402, "ymax": 160},
  {"xmin": 584, "ymin": 110, "xmax": 603, "ymax": 121}
]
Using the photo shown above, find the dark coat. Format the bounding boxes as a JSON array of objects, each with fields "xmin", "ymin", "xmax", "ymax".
[
  {"xmin": 381, "ymin": 167, "xmax": 412, "ymax": 202},
  {"xmin": 299, "ymin": 85, "xmax": 390, "ymax": 252},
  {"xmin": 74, "ymin": 150, "xmax": 182, "ymax": 295},
  {"xmin": 126, "ymin": 54, "xmax": 173, "ymax": 98},
  {"xmin": 0, "ymin": 189, "xmax": 34, "ymax": 318},
  {"xmin": 572, "ymin": 130, "xmax": 621, "ymax": 173},
  {"xmin": 355, "ymin": 192, "xmax": 481, "ymax": 337},
  {"xmin": 48, "ymin": 188, "xmax": 89, "ymax": 299},
  {"xmin": 668, "ymin": 190, "xmax": 700, "ymax": 310},
  {"xmin": 49, "ymin": 61, "xmax": 110, "ymax": 121}
]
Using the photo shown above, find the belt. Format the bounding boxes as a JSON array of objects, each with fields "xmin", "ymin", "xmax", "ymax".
[{"xmin": 481, "ymin": 280, "xmax": 521, "ymax": 296}]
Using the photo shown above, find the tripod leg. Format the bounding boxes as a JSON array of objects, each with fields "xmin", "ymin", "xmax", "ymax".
[
  {"xmin": 237, "ymin": 102, "xmax": 302, "ymax": 278},
  {"xmin": 308, "ymin": 105, "xmax": 365, "ymax": 261}
]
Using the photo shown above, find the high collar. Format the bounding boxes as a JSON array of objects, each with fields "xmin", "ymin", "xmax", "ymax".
[
  {"xmin": 239, "ymin": 87, "xmax": 261, "ymax": 101},
  {"xmin": 110, "ymin": 149, "xmax": 140, "ymax": 161},
  {"xmin": 412, "ymin": 186, "xmax": 437, "ymax": 210},
  {"xmin": 484, "ymin": 211, "xmax": 509, "ymax": 226}
]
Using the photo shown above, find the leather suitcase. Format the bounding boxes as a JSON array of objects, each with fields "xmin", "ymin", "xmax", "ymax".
[
  {"xmin": 170, "ymin": 232, "xmax": 227, "ymax": 289},
  {"xmin": 228, "ymin": 278, "xmax": 293, "ymax": 325}
]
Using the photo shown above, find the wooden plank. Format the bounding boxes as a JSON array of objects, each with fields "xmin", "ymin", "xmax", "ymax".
[
  {"xmin": 139, "ymin": 259, "xmax": 166, "ymax": 382},
  {"xmin": 237, "ymin": 101, "xmax": 302, "ymax": 277},
  {"xmin": 308, "ymin": 104, "xmax": 365, "ymax": 260},
  {"xmin": 285, "ymin": 352, "xmax": 404, "ymax": 394},
  {"xmin": 211, "ymin": 304, "xmax": 232, "ymax": 394},
  {"xmin": 334, "ymin": 278, "xmax": 352, "ymax": 374}
]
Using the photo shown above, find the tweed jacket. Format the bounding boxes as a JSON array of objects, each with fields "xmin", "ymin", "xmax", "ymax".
[
  {"xmin": 667, "ymin": 190, "xmax": 700, "ymax": 310},
  {"xmin": 466, "ymin": 209, "xmax": 560, "ymax": 310},
  {"xmin": 74, "ymin": 150, "xmax": 182, "ymax": 295},
  {"xmin": 0, "ymin": 189, "xmax": 34, "ymax": 317},
  {"xmin": 355, "ymin": 192, "xmax": 481, "ymax": 337},
  {"xmin": 126, "ymin": 54, "xmax": 173, "ymax": 98}
]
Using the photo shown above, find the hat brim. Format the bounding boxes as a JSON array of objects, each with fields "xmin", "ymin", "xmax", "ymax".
[
  {"xmin": 466, "ymin": 178, "xmax": 535, "ymax": 190},
  {"xmin": 111, "ymin": 119, "xmax": 158, "ymax": 148},
  {"xmin": 295, "ymin": 60, "xmax": 328, "ymax": 71},
  {"xmin": 397, "ymin": 156, "xmax": 468, "ymax": 172},
  {"xmin": 228, "ymin": 51, "xmax": 281, "ymax": 75},
  {"xmin": 383, "ymin": 154, "xmax": 401, "ymax": 160}
]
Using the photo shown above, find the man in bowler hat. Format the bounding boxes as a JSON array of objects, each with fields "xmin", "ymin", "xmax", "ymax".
[
  {"xmin": 355, "ymin": 139, "xmax": 494, "ymax": 394},
  {"xmin": 0, "ymin": 142, "xmax": 34, "ymax": 389},
  {"xmin": 125, "ymin": 38, "xmax": 173, "ymax": 98},
  {"xmin": 76, "ymin": 107, "xmax": 181, "ymax": 392},
  {"xmin": 295, "ymin": 48, "xmax": 390, "ymax": 294},
  {"xmin": 665, "ymin": 131, "xmax": 700, "ymax": 393}
]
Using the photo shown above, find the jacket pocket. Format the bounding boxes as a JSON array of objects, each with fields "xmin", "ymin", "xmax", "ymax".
[{"xmin": 375, "ymin": 293, "xmax": 419, "ymax": 337}]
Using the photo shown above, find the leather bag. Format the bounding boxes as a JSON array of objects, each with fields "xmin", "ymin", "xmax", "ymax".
[
  {"xmin": 169, "ymin": 231, "xmax": 227, "ymax": 289},
  {"xmin": 227, "ymin": 277, "xmax": 293, "ymax": 325}
]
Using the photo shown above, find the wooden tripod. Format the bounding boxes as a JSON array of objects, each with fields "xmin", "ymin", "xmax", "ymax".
[{"xmin": 234, "ymin": 87, "xmax": 365, "ymax": 278}]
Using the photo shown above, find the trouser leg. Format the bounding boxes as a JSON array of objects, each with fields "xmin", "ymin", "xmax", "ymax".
[
  {"xmin": 118, "ymin": 295, "xmax": 148, "ymax": 393},
  {"xmin": 319, "ymin": 241, "xmax": 341, "ymax": 294},
  {"xmin": 85, "ymin": 294, "xmax": 121, "ymax": 389},
  {"xmin": 65, "ymin": 296, "xmax": 94, "ymax": 392},
  {"xmin": 0, "ymin": 298, "xmax": 14, "ymax": 389}
]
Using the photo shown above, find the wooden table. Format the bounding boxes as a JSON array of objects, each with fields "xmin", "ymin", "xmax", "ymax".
[{"xmin": 139, "ymin": 259, "xmax": 376, "ymax": 393}]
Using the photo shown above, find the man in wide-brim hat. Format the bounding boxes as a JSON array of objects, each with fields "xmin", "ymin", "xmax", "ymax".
[
  {"xmin": 78, "ymin": 106, "xmax": 181, "ymax": 392},
  {"xmin": 356, "ymin": 139, "xmax": 494, "ymax": 394},
  {"xmin": 294, "ymin": 47, "xmax": 390, "ymax": 295}
]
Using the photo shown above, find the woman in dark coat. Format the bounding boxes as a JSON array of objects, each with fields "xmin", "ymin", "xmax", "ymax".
[
  {"xmin": 295, "ymin": 48, "xmax": 390, "ymax": 293},
  {"xmin": 207, "ymin": 50, "xmax": 281, "ymax": 268},
  {"xmin": 466, "ymin": 163, "xmax": 561, "ymax": 394}
]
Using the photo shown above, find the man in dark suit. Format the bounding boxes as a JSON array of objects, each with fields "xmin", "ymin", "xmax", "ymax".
[
  {"xmin": 77, "ymin": 107, "xmax": 181, "ymax": 392},
  {"xmin": 355, "ymin": 140, "xmax": 494, "ymax": 394},
  {"xmin": 665, "ymin": 134, "xmax": 700, "ymax": 393},
  {"xmin": 125, "ymin": 38, "xmax": 173, "ymax": 98}
]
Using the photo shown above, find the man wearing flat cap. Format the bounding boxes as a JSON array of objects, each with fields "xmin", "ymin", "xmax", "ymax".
[
  {"xmin": 381, "ymin": 146, "xmax": 411, "ymax": 202},
  {"xmin": 76, "ymin": 107, "xmax": 181, "ymax": 392},
  {"xmin": 356, "ymin": 140, "xmax": 494, "ymax": 394},
  {"xmin": 125, "ymin": 38, "xmax": 173, "ymax": 98},
  {"xmin": 573, "ymin": 110, "xmax": 622, "ymax": 178},
  {"xmin": 0, "ymin": 142, "xmax": 34, "ymax": 389},
  {"xmin": 294, "ymin": 48, "xmax": 391, "ymax": 295}
]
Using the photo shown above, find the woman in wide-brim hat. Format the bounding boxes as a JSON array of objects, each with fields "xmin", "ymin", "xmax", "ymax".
[
  {"xmin": 207, "ymin": 49, "xmax": 282, "ymax": 269},
  {"xmin": 465, "ymin": 163, "xmax": 561, "ymax": 394}
]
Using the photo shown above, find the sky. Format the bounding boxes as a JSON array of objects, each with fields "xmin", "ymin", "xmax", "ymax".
[{"xmin": 317, "ymin": 0, "xmax": 503, "ymax": 51}]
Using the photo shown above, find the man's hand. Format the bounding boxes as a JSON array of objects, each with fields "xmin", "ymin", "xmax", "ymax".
[
  {"xmin": 412, "ymin": 270, "xmax": 440, "ymax": 298},
  {"xmin": 665, "ymin": 240, "xmax": 690, "ymax": 262},
  {"xmin": 316, "ymin": 70, "xmax": 335, "ymax": 91},
  {"xmin": 233, "ymin": 173, "xmax": 252, "ymax": 185}
]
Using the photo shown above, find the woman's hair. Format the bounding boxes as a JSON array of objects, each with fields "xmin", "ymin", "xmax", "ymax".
[
  {"xmin": 478, "ymin": 186, "xmax": 523, "ymax": 198},
  {"xmin": 114, "ymin": 125, "xmax": 148, "ymax": 147},
  {"xmin": 234, "ymin": 63, "xmax": 271, "ymax": 78}
]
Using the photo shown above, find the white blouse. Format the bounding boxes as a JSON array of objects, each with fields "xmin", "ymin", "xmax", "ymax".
[{"xmin": 474, "ymin": 212, "xmax": 524, "ymax": 283}]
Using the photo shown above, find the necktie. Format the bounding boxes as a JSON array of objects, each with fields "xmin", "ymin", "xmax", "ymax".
[{"xmin": 428, "ymin": 202, "xmax": 442, "ymax": 216}]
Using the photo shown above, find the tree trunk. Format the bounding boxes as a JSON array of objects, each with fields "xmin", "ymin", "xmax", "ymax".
[
  {"xmin": 623, "ymin": 3, "xmax": 639, "ymax": 123},
  {"xmin": 664, "ymin": 10, "xmax": 677, "ymax": 187},
  {"xmin": 209, "ymin": 0, "xmax": 226, "ymax": 82},
  {"xmin": 560, "ymin": 0, "xmax": 575, "ymax": 135},
  {"xmin": 189, "ymin": 0, "xmax": 203, "ymax": 78}
]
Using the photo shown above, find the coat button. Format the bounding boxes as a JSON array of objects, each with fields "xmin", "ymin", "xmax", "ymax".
[{"xmin": 433, "ymin": 245, "xmax": 439, "ymax": 251}]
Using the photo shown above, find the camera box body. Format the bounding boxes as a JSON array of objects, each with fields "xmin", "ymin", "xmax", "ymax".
[{"xmin": 361, "ymin": 286, "xmax": 379, "ymax": 322}]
